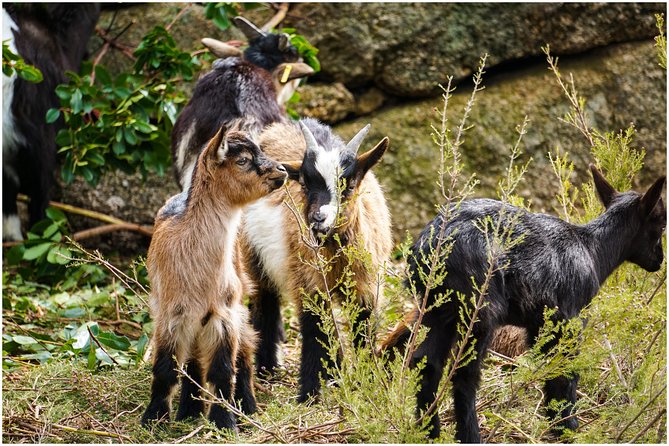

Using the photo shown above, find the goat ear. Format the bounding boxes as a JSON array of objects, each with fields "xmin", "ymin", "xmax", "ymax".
[
  {"xmin": 233, "ymin": 16, "xmax": 265, "ymax": 40},
  {"xmin": 203, "ymin": 126, "xmax": 226, "ymax": 160},
  {"xmin": 354, "ymin": 137, "xmax": 389, "ymax": 180},
  {"xmin": 590, "ymin": 163, "xmax": 617, "ymax": 208},
  {"xmin": 640, "ymin": 176, "xmax": 666, "ymax": 216},
  {"xmin": 281, "ymin": 161, "xmax": 302, "ymax": 181},
  {"xmin": 201, "ymin": 38, "xmax": 243, "ymax": 58},
  {"xmin": 275, "ymin": 63, "xmax": 315, "ymax": 83}
]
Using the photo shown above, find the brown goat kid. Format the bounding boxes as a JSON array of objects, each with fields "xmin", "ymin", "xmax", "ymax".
[{"xmin": 141, "ymin": 126, "xmax": 287, "ymax": 431}]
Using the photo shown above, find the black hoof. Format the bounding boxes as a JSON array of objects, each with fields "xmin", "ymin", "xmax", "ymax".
[
  {"xmin": 175, "ymin": 398, "xmax": 204, "ymax": 421},
  {"xmin": 209, "ymin": 404, "xmax": 237, "ymax": 432},
  {"xmin": 141, "ymin": 401, "xmax": 170, "ymax": 427}
]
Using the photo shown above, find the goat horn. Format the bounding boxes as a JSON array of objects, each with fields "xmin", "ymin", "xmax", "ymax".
[
  {"xmin": 299, "ymin": 121, "xmax": 319, "ymax": 154},
  {"xmin": 201, "ymin": 38, "xmax": 243, "ymax": 58},
  {"xmin": 346, "ymin": 124, "xmax": 371, "ymax": 153},
  {"xmin": 233, "ymin": 16, "xmax": 266, "ymax": 40}
]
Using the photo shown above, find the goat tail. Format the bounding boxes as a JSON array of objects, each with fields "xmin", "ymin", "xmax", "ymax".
[{"xmin": 377, "ymin": 307, "xmax": 419, "ymax": 359}]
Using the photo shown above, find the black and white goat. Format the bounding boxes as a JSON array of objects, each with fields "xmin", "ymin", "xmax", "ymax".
[
  {"xmin": 241, "ymin": 118, "xmax": 393, "ymax": 402},
  {"xmin": 171, "ymin": 16, "xmax": 313, "ymax": 190},
  {"xmin": 382, "ymin": 165, "xmax": 666, "ymax": 442},
  {"xmin": 2, "ymin": 4, "xmax": 100, "ymax": 240}
]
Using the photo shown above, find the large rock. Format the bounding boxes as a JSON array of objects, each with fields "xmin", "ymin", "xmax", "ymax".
[
  {"xmin": 286, "ymin": 3, "xmax": 664, "ymax": 97},
  {"xmin": 334, "ymin": 41, "xmax": 666, "ymax": 240}
]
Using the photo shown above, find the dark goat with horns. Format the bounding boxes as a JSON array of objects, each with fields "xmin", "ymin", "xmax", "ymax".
[
  {"xmin": 382, "ymin": 164, "xmax": 666, "ymax": 442},
  {"xmin": 172, "ymin": 16, "xmax": 313, "ymax": 190}
]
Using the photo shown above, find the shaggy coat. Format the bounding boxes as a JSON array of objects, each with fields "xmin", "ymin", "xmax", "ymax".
[
  {"xmin": 2, "ymin": 4, "xmax": 100, "ymax": 240},
  {"xmin": 242, "ymin": 119, "xmax": 393, "ymax": 402},
  {"xmin": 382, "ymin": 165, "xmax": 666, "ymax": 442},
  {"xmin": 172, "ymin": 20, "xmax": 313, "ymax": 191},
  {"xmin": 141, "ymin": 126, "xmax": 287, "ymax": 430}
]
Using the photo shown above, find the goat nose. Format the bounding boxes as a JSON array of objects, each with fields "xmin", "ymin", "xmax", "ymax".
[{"xmin": 313, "ymin": 211, "xmax": 326, "ymax": 223}]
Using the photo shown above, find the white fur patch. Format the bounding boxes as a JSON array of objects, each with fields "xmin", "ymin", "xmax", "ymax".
[
  {"xmin": 319, "ymin": 204, "xmax": 338, "ymax": 228},
  {"xmin": 243, "ymin": 197, "xmax": 289, "ymax": 290},
  {"xmin": 276, "ymin": 78, "xmax": 299, "ymax": 106},
  {"xmin": 221, "ymin": 209, "xmax": 242, "ymax": 289},
  {"xmin": 3, "ymin": 10, "xmax": 24, "ymax": 158},
  {"xmin": 175, "ymin": 123, "xmax": 196, "ymax": 192},
  {"xmin": 314, "ymin": 149, "xmax": 341, "ymax": 229},
  {"xmin": 3, "ymin": 214, "xmax": 23, "ymax": 241}
]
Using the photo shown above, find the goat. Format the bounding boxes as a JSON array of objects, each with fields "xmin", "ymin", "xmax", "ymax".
[
  {"xmin": 241, "ymin": 118, "xmax": 393, "ymax": 402},
  {"xmin": 141, "ymin": 124, "xmax": 288, "ymax": 430},
  {"xmin": 2, "ymin": 4, "xmax": 99, "ymax": 240},
  {"xmin": 172, "ymin": 16, "xmax": 313, "ymax": 191},
  {"xmin": 381, "ymin": 165, "xmax": 666, "ymax": 442}
]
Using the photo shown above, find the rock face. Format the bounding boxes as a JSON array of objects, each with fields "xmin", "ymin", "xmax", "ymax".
[
  {"xmin": 52, "ymin": 3, "xmax": 665, "ymax": 248},
  {"xmin": 286, "ymin": 3, "xmax": 664, "ymax": 97},
  {"xmin": 334, "ymin": 41, "xmax": 666, "ymax": 238}
]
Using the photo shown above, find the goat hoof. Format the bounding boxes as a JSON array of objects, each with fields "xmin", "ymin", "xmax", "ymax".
[
  {"xmin": 141, "ymin": 402, "xmax": 170, "ymax": 427},
  {"xmin": 556, "ymin": 415, "xmax": 579, "ymax": 432},
  {"xmin": 239, "ymin": 397, "xmax": 257, "ymax": 415},
  {"xmin": 296, "ymin": 390, "xmax": 318, "ymax": 405},
  {"xmin": 175, "ymin": 400, "xmax": 204, "ymax": 421},
  {"xmin": 209, "ymin": 405, "xmax": 237, "ymax": 432}
]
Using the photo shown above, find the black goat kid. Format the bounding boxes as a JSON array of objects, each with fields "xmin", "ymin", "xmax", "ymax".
[{"xmin": 382, "ymin": 165, "xmax": 665, "ymax": 442}]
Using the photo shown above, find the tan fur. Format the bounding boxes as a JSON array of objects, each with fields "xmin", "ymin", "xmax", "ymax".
[
  {"xmin": 380, "ymin": 310, "xmax": 530, "ymax": 359},
  {"xmin": 244, "ymin": 122, "xmax": 393, "ymax": 315},
  {"xmin": 489, "ymin": 325, "xmax": 528, "ymax": 358},
  {"xmin": 147, "ymin": 127, "xmax": 284, "ymax": 412}
]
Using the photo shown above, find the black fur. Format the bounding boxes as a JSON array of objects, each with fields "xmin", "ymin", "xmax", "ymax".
[
  {"xmin": 400, "ymin": 171, "xmax": 666, "ymax": 442},
  {"xmin": 175, "ymin": 358, "xmax": 205, "ymax": 421},
  {"xmin": 206, "ymin": 336, "xmax": 237, "ymax": 430},
  {"xmin": 297, "ymin": 309, "xmax": 335, "ymax": 403},
  {"xmin": 171, "ymin": 58, "xmax": 285, "ymax": 188},
  {"xmin": 2, "ymin": 4, "xmax": 100, "ymax": 239},
  {"xmin": 244, "ymin": 33, "xmax": 298, "ymax": 71},
  {"xmin": 141, "ymin": 343, "xmax": 179, "ymax": 426},
  {"xmin": 233, "ymin": 350, "xmax": 258, "ymax": 415}
]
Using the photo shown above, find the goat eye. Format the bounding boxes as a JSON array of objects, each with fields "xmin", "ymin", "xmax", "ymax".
[{"xmin": 236, "ymin": 158, "xmax": 249, "ymax": 166}]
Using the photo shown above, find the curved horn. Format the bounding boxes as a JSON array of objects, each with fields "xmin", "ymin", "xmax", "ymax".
[
  {"xmin": 346, "ymin": 124, "xmax": 371, "ymax": 153},
  {"xmin": 299, "ymin": 121, "xmax": 319, "ymax": 154},
  {"xmin": 278, "ymin": 33, "xmax": 290, "ymax": 51},
  {"xmin": 233, "ymin": 16, "xmax": 265, "ymax": 40},
  {"xmin": 201, "ymin": 38, "xmax": 243, "ymax": 58}
]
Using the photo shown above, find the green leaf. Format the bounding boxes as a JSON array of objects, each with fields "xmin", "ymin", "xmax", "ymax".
[
  {"xmin": 12, "ymin": 335, "xmax": 38, "ymax": 345},
  {"xmin": 60, "ymin": 307, "xmax": 86, "ymax": 318},
  {"xmin": 45, "ymin": 108, "xmax": 61, "ymax": 124},
  {"xmin": 94, "ymin": 64, "xmax": 112, "ymax": 85},
  {"xmin": 97, "ymin": 331, "xmax": 131, "ymax": 351},
  {"xmin": 23, "ymin": 243, "xmax": 52, "ymax": 261},
  {"xmin": 6, "ymin": 244, "xmax": 25, "ymax": 265},
  {"xmin": 17, "ymin": 65, "xmax": 43, "ymax": 83},
  {"xmin": 136, "ymin": 333, "xmax": 149, "ymax": 361},
  {"xmin": 71, "ymin": 89, "xmax": 83, "ymax": 114},
  {"xmin": 47, "ymin": 246, "xmax": 71, "ymax": 265},
  {"xmin": 88, "ymin": 342, "xmax": 97, "ymax": 369},
  {"xmin": 55, "ymin": 85, "xmax": 72, "ymax": 101}
]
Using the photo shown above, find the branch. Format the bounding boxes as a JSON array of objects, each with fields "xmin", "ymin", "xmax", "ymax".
[
  {"xmin": 95, "ymin": 26, "xmax": 136, "ymax": 60},
  {"xmin": 262, "ymin": 3, "xmax": 289, "ymax": 31},
  {"xmin": 166, "ymin": 3, "xmax": 193, "ymax": 31},
  {"xmin": 72, "ymin": 223, "xmax": 153, "ymax": 240}
]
